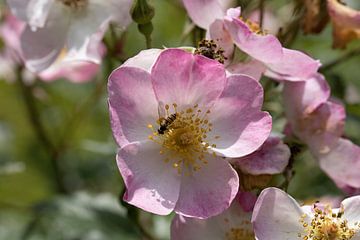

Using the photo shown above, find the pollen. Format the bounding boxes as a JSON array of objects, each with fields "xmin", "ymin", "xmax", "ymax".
[
  {"xmin": 147, "ymin": 103, "xmax": 220, "ymax": 175},
  {"xmin": 194, "ymin": 39, "xmax": 227, "ymax": 64},
  {"xmin": 298, "ymin": 204, "xmax": 360, "ymax": 240}
]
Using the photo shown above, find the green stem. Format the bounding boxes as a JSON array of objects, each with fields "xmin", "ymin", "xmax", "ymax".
[
  {"xmin": 16, "ymin": 66, "xmax": 68, "ymax": 194},
  {"xmin": 320, "ymin": 47, "xmax": 360, "ymax": 72}
]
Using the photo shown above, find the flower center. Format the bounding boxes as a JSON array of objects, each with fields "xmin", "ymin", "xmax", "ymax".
[
  {"xmin": 299, "ymin": 204, "xmax": 360, "ymax": 240},
  {"xmin": 147, "ymin": 103, "xmax": 220, "ymax": 175},
  {"xmin": 194, "ymin": 39, "xmax": 227, "ymax": 64},
  {"xmin": 58, "ymin": 0, "xmax": 88, "ymax": 9}
]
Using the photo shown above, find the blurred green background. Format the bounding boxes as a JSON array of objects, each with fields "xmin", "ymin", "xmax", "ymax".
[{"xmin": 0, "ymin": 0, "xmax": 360, "ymax": 239}]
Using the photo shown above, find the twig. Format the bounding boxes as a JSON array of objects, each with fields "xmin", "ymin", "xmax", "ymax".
[
  {"xmin": 16, "ymin": 66, "xmax": 68, "ymax": 194},
  {"xmin": 259, "ymin": 0, "xmax": 265, "ymax": 28},
  {"xmin": 320, "ymin": 47, "xmax": 360, "ymax": 72}
]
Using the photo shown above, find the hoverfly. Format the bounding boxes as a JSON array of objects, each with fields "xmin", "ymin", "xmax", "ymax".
[{"xmin": 157, "ymin": 102, "xmax": 177, "ymax": 135}]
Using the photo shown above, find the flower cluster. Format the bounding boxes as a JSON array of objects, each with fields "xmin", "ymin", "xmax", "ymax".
[{"xmin": 2, "ymin": 0, "xmax": 360, "ymax": 239}]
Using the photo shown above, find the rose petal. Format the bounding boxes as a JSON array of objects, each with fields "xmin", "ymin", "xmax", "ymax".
[
  {"xmin": 171, "ymin": 215, "xmax": 223, "ymax": 240},
  {"xmin": 226, "ymin": 59, "xmax": 266, "ymax": 81},
  {"xmin": 224, "ymin": 9, "xmax": 283, "ymax": 63},
  {"xmin": 342, "ymin": 195, "xmax": 360, "ymax": 226},
  {"xmin": 234, "ymin": 136, "xmax": 290, "ymax": 175},
  {"xmin": 123, "ymin": 48, "xmax": 162, "ymax": 72},
  {"xmin": 303, "ymin": 101, "xmax": 345, "ymax": 155},
  {"xmin": 265, "ymin": 48, "xmax": 321, "ymax": 81},
  {"xmin": 182, "ymin": 0, "xmax": 232, "ymax": 29},
  {"xmin": 210, "ymin": 75, "xmax": 272, "ymax": 158},
  {"xmin": 117, "ymin": 141, "xmax": 181, "ymax": 215},
  {"xmin": 151, "ymin": 49, "xmax": 226, "ymax": 108},
  {"xmin": 171, "ymin": 193, "xmax": 253, "ymax": 240},
  {"xmin": 252, "ymin": 187, "xmax": 305, "ymax": 239},
  {"xmin": 108, "ymin": 66, "xmax": 158, "ymax": 146},
  {"xmin": 318, "ymin": 138, "xmax": 360, "ymax": 188},
  {"xmin": 174, "ymin": 155, "xmax": 239, "ymax": 219},
  {"xmin": 20, "ymin": 3, "xmax": 69, "ymax": 72},
  {"xmin": 283, "ymin": 73, "xmax": 330, "ymax": 118}
]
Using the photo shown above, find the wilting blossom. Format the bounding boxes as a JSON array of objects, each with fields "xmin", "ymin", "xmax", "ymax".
[
  {"xmin": 171, "ymin": 192, "xmax": 256, "ymax": 240},
  {"xmin": 0, "ymin": 12, "xmax": 103, "ymax": 83},
  {"xmin": 327, "ymin": 0, "xmax": 360, "ymax": 48},
  {"xmin": 108, "ymin": 48, "xmax": 272, "ymax": 218},
  {"xmin": 302, "ymin": 0, "xmax": 329, "ymax": 34},
  {"xmin": 252, "ymin": 187, "xmax": 360, "ymax": 239},
  {"xmin": 283, "ymin": 73, "xmax": 360, "ymax": 191},
  {"xmin": 7, "ymin": 0, "xmax": 132, "ymax": 72}
]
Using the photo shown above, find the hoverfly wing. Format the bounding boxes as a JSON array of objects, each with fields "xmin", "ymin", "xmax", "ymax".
[{"xmin": 157, "ymin": 101, "xmax": 166, "ymax": 119}]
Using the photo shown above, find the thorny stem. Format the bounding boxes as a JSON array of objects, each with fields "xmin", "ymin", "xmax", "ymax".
[
  {"xmin": 16, "ymin": 66, "xmax": 68, "ymax": 194},
  {"xmin": 320, "ymin": 46, "xmax": 360, "ymax": 72}
]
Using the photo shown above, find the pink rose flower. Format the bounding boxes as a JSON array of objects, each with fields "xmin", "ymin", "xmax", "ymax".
[
  {"xmin": 108, "ymin": 48, "xmax": 272, "ymax": 218},
  {"xmin": 252, "ymin": 187, "xmax": 360, "ymax": 239},
  {"xmin": 0, "ymin": 12, "xmax": 103, "ymax": 83},
  {"xmin": 283, "ymin": 73, "xmax": 360, "ymax": 191},
  {"xmin": 171, "ymin": 192, "xmax": 256, "ymax": 239},
  {"xmin": 6, "ymin": 0, "xmax": 132, "ymax": 72}
]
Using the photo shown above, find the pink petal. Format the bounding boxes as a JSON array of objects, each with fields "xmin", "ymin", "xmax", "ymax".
[
  {"xmin": 265, "ymin": 48, "xmax": 321, "ymax": 81},
  {"xmin": 226, "ymin": 59, "xmax": 266, "ymax": 81},
  {"xmin": 224, "ymin": 10, "xmax": 283, "ymax": 63},
  {"xmin": 171, "ymin": 193, "xmax": 253, "ymax": 240},
  {"xmin": 283, "ymin": 73, "xmax": 330, "ymax": 118},
  {"xmin": 302, "ymin": 101, "xmax": 345, "ymax": 155},
  {"xmin": 108, "ymin": 66, "xmax": 158, "ymax": 146},
  {"xmin": 342, "ymin": 195, "xmax": 360, "ymax": 225},
  {"xmin": 234, "ymin": 136, "xmax": 290, "ymax": 175},
  {"xmin": 38, "ymin": 60, "xmax": 100, "ymax": 83},
  {"xmin": 20, "ymin": 5, "xmax": 69, "ymax": 72},
  {"xmin": 174, "ymin": 155, "xmax": 239, "ymax": 219},
  {"xmin": 171, "ymin": 215, "xmax": 223, "ymax": 240},
  {"xmin": 252, "ymin": 187, "xmax": 305, "ymax": 239},
  {"xmin": 182, "ymin": 0, "xmax": 232, "ymax": 29},
  {"xmin": 151, "ymin": 49, "xmax": 226, "ymax": 108},
  {"xmin": 210, "ymin": 75, "xmax": 272, "ymax": 158},
  {"xmin": 26, "ymin": 0, "xmax": 54, "ymax": 28},
  {"xmin": 123, "ymin": 48, "xmax": 162, "ymax": 72},
  {"xmin": 7, "ymin": 0, "xmax": 28, "ymax": 21},
  {"xmin": 117, "ymin": 141, "xmax": 181, "ymax": 215},
  {"xmin": 318, "ymin": 138, "xmax": 360, "ymax": 189}
]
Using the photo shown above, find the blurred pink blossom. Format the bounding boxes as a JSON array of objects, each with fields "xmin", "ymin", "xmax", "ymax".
[
  {"xmin": 6, "ymin": 0, "xmax": 132, "ymax": 72},
  {"xmin": 0, "ymin": 11, "xmax": 104, "ymax": 83},
  {"xmin": 108, "ymin": 48, "xmax": 272, "ymax": 218}
]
